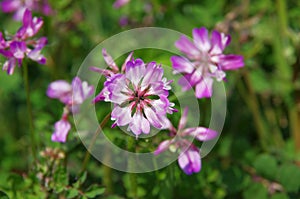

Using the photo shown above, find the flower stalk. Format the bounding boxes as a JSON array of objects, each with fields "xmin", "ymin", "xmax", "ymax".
[
  {"xmin": 80, "ymin": 113, "xmax": 111, "ymax": 173},
  {"xmin": 22, "ymin": 62, "xmax": 37, "ymax": 161},
  {"xmin": 127, "ymin": 136, "xmax": 138, "ymax": 199}
]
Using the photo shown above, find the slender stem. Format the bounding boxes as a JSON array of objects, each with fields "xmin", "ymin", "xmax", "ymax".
[
  {"xmin": 23, "ymin": 62, "xmax": 37, "ymax": 161},
  {"xmin": 127, "ymin": 136, "xmax": 138, "ymax": 199},
  {"xmin": 80, "ymin": 112, "xmax": 111, "ymax": 173},
  {"xmin": 237, "ymin": 71, "xmax": 269, "ymax": 150},
  {"xmin": 290, "ymin": 105, "xmax": 300, "ymax": 152}
]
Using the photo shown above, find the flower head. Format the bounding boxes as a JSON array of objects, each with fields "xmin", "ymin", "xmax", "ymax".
[
  {"xmin": 154, "ymin": 108, "xmax": 218, "ymax": 175},
  {"xmin": 1, "ymin": 0, "xmax": 53, "ymax": 21},
  {"xmin": 16, "ymin": 9, "xmax": 44, "ymax": 40},
  {"xmin": 0, "ymin": 9, "xmax": 47, "ymax": 75},
  {"xmin": 47, "ymin": 77, "xmax": 94, "ymax": 142},
  {"xmin": 93, "ymin": 52, "xmax": 176, "ymax": 138},
  {"xmin": 47, "ymin": 77, "xmax": 94, "ymax": 113},
  {"xmin": 171, "ymin": 27, "xmax": 244, "ymax": 98},
  {"xmin": 51, "ymin": 116, "xmax": 71, "ymax": 143},
  {"xmin": 113, "ymin": 0, "xmax": 130, "ymax": 8}
]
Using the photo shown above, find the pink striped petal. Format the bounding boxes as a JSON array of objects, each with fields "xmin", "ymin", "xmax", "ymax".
[
  {"xmin": 178, "ymin": 147, "xmax": 201, "ymax": 175},
  {"xmin": 182, "ymin": 127, "xmax": 218, "ymax": 141},
  {"xmin": 195, "ymin": 77, "xmax": 213, "ymax": 98},
  {"xmin": 192, "ymin": 27, "xmax": 211, "ymax": 52},
  {"xmin": 175, "ymin": 36, "xmax": 200, "ymax": 59},
  {"xmin": 171, "ymin": 56, "xmax": 195, "ymax": 74}
]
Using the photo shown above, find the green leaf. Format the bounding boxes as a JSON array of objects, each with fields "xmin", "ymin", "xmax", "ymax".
[
  {"xmin": 53, "ymin": 166, "xmax": 68, "ymax": 193},
  {"xmin": 254, "ymin": 154, "xmax": 277, "ymax": 179},
  {"xmin": 66, "ymin": 188, "xmax": 79, "ymax": 199},
  {"xmin": 277, "ymin": 163, "xmax": 300, "ymax": 192},
  {"xmin": 79, "ymin": 171, "xmax": 87, "ymax": 184},
  {"xmin": 270, "ymin": 193, "xmax": 289, "ymax": 199},
  {"xmin": 243, "ymin": 183, "xmax": 268, "ymax": 199},
  {"xmin": 85, "ymin": 185, "xmax": 105, "ymax": 198},
  {"xmin": 0, "ymin": 190, "xmax": 9, "ymax": 199}
]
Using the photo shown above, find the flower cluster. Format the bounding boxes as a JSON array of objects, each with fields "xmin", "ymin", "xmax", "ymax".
[
  {"xmin": 154, "ymin": 108, "xmax": 218, "ymax": 175},
  {"xmin": 1, "ymin": 0, "xmax": 52, "ymax": 21},
  {"xmin": 0, "ymin": 9, "xmax": 47, "ymax": 75},
  {"xmin": 47, "ymin": 77, "xmax": 94, "ymax": 142},
  {"xmin": 171, "ymin": 27, "xmax": 244, "ymax": 98},
  {"xmin": 45, "ymin": 27, "xmax": 244, "ymax": 175},
  {"xmin": 91, "ymin": 50, "xmax": 176, "ymax": 138},
  {"xmin": 113, "ymin": 0, "xmax": 130, "ymax": 9}
]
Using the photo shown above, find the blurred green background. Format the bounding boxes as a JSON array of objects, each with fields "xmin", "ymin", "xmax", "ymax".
[{"xmin": 0, "ymin": 0, "xmax": 300, "ymax": 198}]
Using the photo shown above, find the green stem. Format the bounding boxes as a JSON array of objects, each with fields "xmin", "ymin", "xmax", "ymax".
[
  {"xmin": 80, "ymin": 113, "xmax": 111, "ymax": 173},
  {"xmin": 276, "ymin": 0, "xmax": 288, "ymax": 36},
  {"xmin": 23, "ymin": 62, "xmax": 37, "ymax": 161},
  {"xmin": 290, "ymin": 104, "xmax": 300, "ymax": 152},
  {"xmin": 261, "ymin": 98, "xmax": 284, "ymax": 147},
  {"xmin": 127, "ymin": 136, "xmax": 138, "ymax": 199},
  {"xmin": 237, "ymin": 71, "xmax": 270, "ymax": 150}
]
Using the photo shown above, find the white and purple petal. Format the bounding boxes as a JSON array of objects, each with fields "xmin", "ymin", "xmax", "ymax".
[
  {"xmin": 47, "ymin": 80, "xmax": 72, "ymax": 103},
  {"xmin": 182, "ymin": 127, "xmax": 218, "ymax": 141},
  {"xmin": 111, "ymin": 105, "xmax": 132, "ymax": 127},
  {"xmin": 192, "ymin": 27, "xmax": 211, "ymax": 52},
  {"xmin": 171, "ymin": 56, "xmax": 195, "ymax": 74},
  {"xmin": 154, "ymin": 140, "xmax": 173, "ymax": 155},
  {"xmin": 102, "ymin": 48, "xmax": 119, "ymax": 72},
  {"xmin": 214, "ymin": 54, "xmax": 244, "ymax": 70},
  {"xmin": 195, "ymin": 77, "xmax": 213, "ymax": 98},
  {"xmin": 175, "ymin": 36, "xmax": 200, "ymax": 59},
  {"xmin": 129, "ymin": 110, "xmax": 150, "ymax": 136},
  {"xmin": 51, "ymin": 119, "xmax": 71, "ymax": 143},
  {"xmin": 125, "ymin": 59, "xmax": 145, "ymax": 87},
  {"xmin": 178, "ymin": 147, "xmax": 201, "ymax": 175}
]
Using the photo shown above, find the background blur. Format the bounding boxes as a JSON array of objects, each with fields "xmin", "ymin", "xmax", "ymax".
[{"xmin": 0, "ymin": 0, "xmax": 299, "ymax": 198}]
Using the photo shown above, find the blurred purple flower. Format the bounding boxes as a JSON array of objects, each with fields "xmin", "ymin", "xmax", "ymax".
[
  {"xmin": 47, "ymin": 77, "xmax": 94, "ymax": 112},
  {"xmin": 113, "ymin": 0, "xmax": 130, "ymax": 8},
  {"xmin": 0, "ymin": 9, "xmax": 47, "ymax": 75},
  {"xmin": 16, "ymin": 8, "xmax": 44, "ymax": 39},
  {"xmin": 154, "ymin": 108, "xmax": 218, "ymax": 175},
  {"xmin": 119, "ymin": 16, "xmax": 129, "ymax": 27},
  {"xmin": 47, "ymin": 77, "xmax": 94, "ymax": 142},
  {"xmin": 0, "ymin": 0, "xmax": 53, "ymax": 21},
  {"xmin": 171, "ymin": 27, "xmax": 244, "ymax": 98},
  {"xmin": 92, "ymin": 54, "xmax": 176, "ymax": 138},
  {"xmin": 51, "ymin": 114, "xmax": 71, "ymax": 143}
]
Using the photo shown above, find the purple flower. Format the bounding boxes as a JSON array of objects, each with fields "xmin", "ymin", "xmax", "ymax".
[
  {"xmin": 113, "ymin": 0, "xmax": 130, "ymax": 8},
  {"xmin": 93, "ymin": 54, "xmax": 176, "ymax": 138},
  {"xmin": 1, "ymin": 0, "xmax": 53, "ymax": 21},
  {"xmin": 16, "ymin": 9, "xmax": 44, "ymax": 40},
  {"xmin": 47, "ymin": 77, "xmax": 94, "ymax": 142},
  {"xmin": 0, "ymin": 9, "xmax": 47, "ymax": 75},
  {"xmin": 154, "ymin": 108, "xmax": 218, "ymax": 175},
  {"xmin": 90, "ymin": 49, "xmax": 133, "ymax": 103},
  {"xmin": 47, "ymin": 77, "xmax": 94, "ymax": 111},
  {"xmin": 51, "ymin": 116, "xmax": 71, "ymax": 143},
  {"xmin": 171, "ymin": 27, "xmax": 244, "ymax": 98},
  {"xmin": 0, "ymin": 32, "xmax": 7, "ymax": 49}
]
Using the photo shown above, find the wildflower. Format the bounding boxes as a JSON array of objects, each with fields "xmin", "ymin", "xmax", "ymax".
[
  {"xmin": 113, "ymin": 0, "xmax": 130, "ymax": 8},
  {"xmin": 47, "ymin": 77, "xmax": 94, "ymax": 142},
  {"xmin": 92, "ymin": 53, "xmax": 176, "ymax": 138},
  {"xmin": 0, "ymin": 9, "xmax": 47, "ymax": 75},
  {"xmin": 1, "ymin": 0, "xmax": 52, "ymax": 21},
  {"xmin": 51, "ymin": 111, "xmax": 71, "ymax": 142},
  {"xmin": 154, "ymin": 108, "xmax": 218, "ymax": 175},
  {"xmin": 171, "ymin": 27, "xmax": 244, "ymax": 98},
  {"xmin": 90, "ymin": 48, "xmax": 133, "ymax": 103}
]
